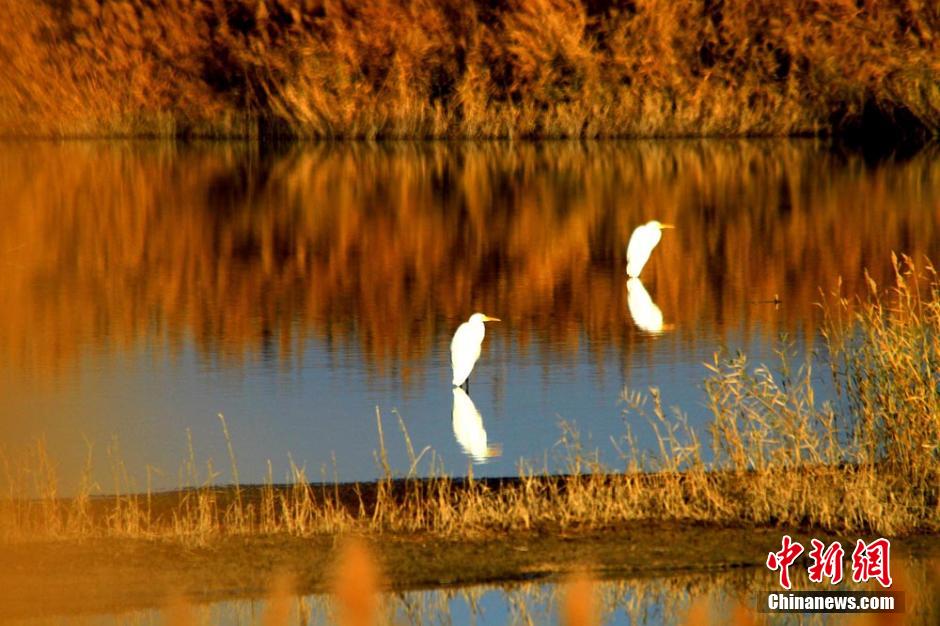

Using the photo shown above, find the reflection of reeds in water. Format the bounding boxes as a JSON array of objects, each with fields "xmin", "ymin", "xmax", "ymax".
[
  {"xmin": 2, "ymin": 261, "xmax": 940, "ymax": 541},
  {"xmin": 1, "ymin": 141, "xmax": 940, "ymax": 384}
]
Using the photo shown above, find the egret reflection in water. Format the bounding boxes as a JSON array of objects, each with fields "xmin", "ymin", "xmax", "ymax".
[
  {"xmin": 452, "ymin": 388, "xmax": 502, "ymax": 463},
  {"xmin": 627, "ymin": 278, "xmax": 670, "ymax": 335}
]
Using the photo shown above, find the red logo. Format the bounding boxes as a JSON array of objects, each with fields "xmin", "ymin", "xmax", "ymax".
[
  {"xmin": 767, "ymin": 536, "xmax": 893, "ymax": 589},
  {"xmin": 766, "ymin": 534, "xmax": 804, "ymax": 590},
  {"xmin": 807, "ymin": 539, "xmax": 845, "ymax": 584},
  {"xmin": 851, "ymin": 538, "xmax": 893, "ymax": 588}
]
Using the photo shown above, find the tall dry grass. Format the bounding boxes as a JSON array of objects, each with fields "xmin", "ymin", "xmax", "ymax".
[
  {"xmin": 0, "ymin": 0, "xmax": 937, "ymax": 139},
  {"xmin": 1, "ymin": 258, "xmax": 938, "ymax": 544}
]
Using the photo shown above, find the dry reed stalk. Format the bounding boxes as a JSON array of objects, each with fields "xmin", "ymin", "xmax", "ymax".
[{"xmin": 218, "ymin": 413, "xmax": 244, "ymax": 526}]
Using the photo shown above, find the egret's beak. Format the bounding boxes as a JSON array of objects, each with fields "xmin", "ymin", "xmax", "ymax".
[
  {"xmin": 483, "ymin": 315, "xmax": 501, "ymax": 322},
  {"xmin": 659, "ymin": 224, "xmax": 675, "ymax": 229}
]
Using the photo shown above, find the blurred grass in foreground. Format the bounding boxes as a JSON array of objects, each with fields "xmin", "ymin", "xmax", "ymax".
[{"xmin": 126, "ymin": 546, "xmax": 940, "ymax": 626}]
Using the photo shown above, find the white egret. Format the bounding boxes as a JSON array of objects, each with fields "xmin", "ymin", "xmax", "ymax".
[
  {"xmin": 452, "ymin": 387, "xmax": 502, "ymax": 462},
  {"xmin": 626, "ymin": 220, "xmax": 674, "ymax": 278},
  {"xmin": 450, "ymin": 312, "xmax": 500, "ymax": 387},
  {"xmin": 627, "ymin": 277, "xmax": 668, "ymax": 334}
]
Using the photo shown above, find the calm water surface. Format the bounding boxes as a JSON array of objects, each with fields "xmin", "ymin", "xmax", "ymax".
[{"xmin": 1, "ymin": 140, "xmax": 938, "ymax": 491}]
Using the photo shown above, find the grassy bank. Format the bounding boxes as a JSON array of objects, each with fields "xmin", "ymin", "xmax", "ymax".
[
  {"xmin": 2, "ymin": 257, "xmax": 939, "ymax": 542},
  {"xmin": 1, "ymin": 0, "xmax": 938, "ymax": 139}
]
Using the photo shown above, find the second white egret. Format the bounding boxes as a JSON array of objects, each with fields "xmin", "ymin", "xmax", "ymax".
[
  {"xmin": 450, "ymin": 312, "xmax": 500, "ymax": 387},
  {"xmin": 626, "ymin": 220, "xmax": 674, "ymax": 278}
]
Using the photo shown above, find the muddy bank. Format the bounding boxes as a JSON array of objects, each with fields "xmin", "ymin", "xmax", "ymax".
[{"xmin": 4, "ymin": 521, "xmax": 940, "ymax": 620}]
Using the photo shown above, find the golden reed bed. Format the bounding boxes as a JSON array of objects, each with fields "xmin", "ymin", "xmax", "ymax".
[{"xmin": 0, "ymin": 0, "xmax": 937, "ymax": 139}]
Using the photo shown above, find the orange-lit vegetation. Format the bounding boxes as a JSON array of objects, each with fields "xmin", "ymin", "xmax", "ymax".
[
  {"xmin": 1, "ymin": 0, "xmax": 938, "ymax": 139},
  {"xmin": 1, "ymin": 140, "xmax": 939, "ymax": 382},
  {"xmin": 330, "ymin": 540, "xmax": 381, "ymax": 626},
  {"xmin": 562, "ymin": 571, "xmax": 597, "ymax": 626}
]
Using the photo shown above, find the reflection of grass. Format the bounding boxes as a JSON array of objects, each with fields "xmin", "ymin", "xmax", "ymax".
[
  {"xmin": 2, "ymin": 258, "xmax": 938, "ymax": 543},
  {"xmin": 2, "ymin": 0, "xmax": 938, "ymax": 139}
]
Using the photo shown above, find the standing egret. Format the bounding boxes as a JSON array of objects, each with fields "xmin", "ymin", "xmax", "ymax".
[
  {"xmin": 450, "ymin": 313, "xmax": 500, "ymax": 388},
  {"xmin": 626, "ymin": 220, "xmax": 674, "ymax": 278}
]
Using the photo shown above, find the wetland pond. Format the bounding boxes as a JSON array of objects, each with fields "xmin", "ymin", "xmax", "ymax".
[
  {"xmin": 3, "ymin": 139, "xmax": 940, "ymax": 626},
  {"xmin": 2, "ymin": 139, "xmax": 940, "ymax": 491}
]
